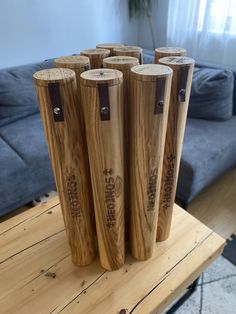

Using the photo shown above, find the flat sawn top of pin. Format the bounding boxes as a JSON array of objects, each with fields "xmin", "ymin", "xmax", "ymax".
[
  {"xmin": 103, "ymin": 56, "xmax": 139, "ymax": 68},
  {"xmin": 96, "ymin": 43, "xmax": 124, "ymax": 49},
  {"xmin": 131, "ymin": 64, "xmax": 173, "ymax": 81},
  {"xmin": 155, "ymin": 47, "xmax": 186, "ymax": 54},
  {"xmin": 80, "ymin": 48, "xmax": 110, "ymax": 58},
  {"xmin": 80, "ymin": 68, "xmax": 123, "ymax": 87},
  {"xmin": 54, "ymin": 56, "xmax": 89, "ymax": 68},
  {"xmin": 114, "ymin": 46, "xmax": 142, "ymax": 52},
  {"xmin": 33, "ymin": 68, "xmax": 76, "ymax": 85},
  {"xmin": 159, "ymin": 56, "xmax": 195, "ymax": 66}
]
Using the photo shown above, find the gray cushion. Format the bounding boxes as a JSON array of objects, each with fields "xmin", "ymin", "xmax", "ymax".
[
  {"xmin": 0, "ymin": 62, "xmax": 42, "ymax": 119},
  {"xmin": 177, "ymin": 117, "xmax": 236, "ymax": 203},
  {"xmin": 233, "ymin": 71, "xmax": 236, "ymax": 115},
  {"xmin": 0, "ymin": 113, "xmax": 55, "ymax": 216},
  {"xmin": 0, "ymin": 59, "xmax": 55, "ymax": 127},
  {"xmin": 188, "ymin": 67, "xmax": 234, "ymax": 121}
]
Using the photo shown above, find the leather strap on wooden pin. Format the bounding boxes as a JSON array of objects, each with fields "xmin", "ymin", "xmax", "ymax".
[
  {"xmin": 98, "ymin": 83, "xmax": 110, "ymax": 121},
  {"xmin": 178, "ymin": 65, "xmax": 189, "ymax": 102},
  {"xmin": 48, "ymin": 83, "xmax": 64, "ymax": 122},
  {"xmin": 154, "ymin": 77, "xmax": 165, "ymax": 115},
  {"xmin": 139, "ymin": 54, "xmax": 142, "ymax": 64},
  {"xmin": 84, "ymin": 64, "xmax": 89, "ymax": 71}
]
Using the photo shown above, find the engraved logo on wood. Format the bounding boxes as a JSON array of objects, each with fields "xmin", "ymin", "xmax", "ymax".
[
  {"xmin": 115, "ymin": 176, "xmax": 122, "ymax": 198},
  {"xmin": 147, "ymin": 168, "xmax": 158, "ymax": 212},
  {"xmin": 66, "ymin": 168, "xmax": 81, "ymax": 218},
  {"xmin": 104, "ymin": 169, "xmax": 123, "ymax": 227},
  {"xmin": 162, "ymin": 154, "xmax": 176, "ymax": 210}
]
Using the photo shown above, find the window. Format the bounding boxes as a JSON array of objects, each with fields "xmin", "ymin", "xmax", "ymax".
[{"xmin": 197, "ymin": 0, "xmax": 236, "ymax": 35}]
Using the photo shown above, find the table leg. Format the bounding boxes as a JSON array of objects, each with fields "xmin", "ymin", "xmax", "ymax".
[{"xmin": 165, "ymin": 277, "xmax": 200, "ymax": 314}]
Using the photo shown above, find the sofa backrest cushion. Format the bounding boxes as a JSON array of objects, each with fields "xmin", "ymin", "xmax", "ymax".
[
  {"xmin": 233, "ymin": 71, "xmax": 236, "ymax": 115},
  {"xmin": 0, "ymin": 62, "xmax": 43, "ymax": 119},
  {"xmin": 0, "ymin": 59, "xmax": 55, "ymax": 127},
  {"xmin": 188, "ymin": 67, "xmax": 234, "ymax": 121}
]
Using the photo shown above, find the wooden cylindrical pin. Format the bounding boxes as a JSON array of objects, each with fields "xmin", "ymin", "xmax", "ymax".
[
  {"xmin": 156, "ymin": 56, "xmax": 195, "ymax": 242},
  {"xmin": 33, "ymin": 68, "xmax": 96, "ymax": 266},
  {"xmin": 80, "ymin": 49, "xmax": 110, "ymax": 69},
  {"xmin": 130, "ymin": 64, "xmax": 173, "ymax": 260},
  {"xmin": 96, "ymin": 43, "xmax": 124, "ymax": 56},
  {"xmin": 103, "ymin": 56, "xmax": 139, "ymax": 240},
  {"xmin": 154, "ymin": 47, "xmax": 186, "ymax": 64},
  {"xmin": 54, "ymin": 55, "xmax": 90, "ymax": 102},
  {"xmin": 114, "ymin": 46, "xmax": 143, "ymax": 64},
  {"xmin": 80, "ymin": 68, "xmax": 125, "ymax": 271}
]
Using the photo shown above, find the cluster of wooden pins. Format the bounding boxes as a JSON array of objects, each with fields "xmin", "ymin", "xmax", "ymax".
[{"xmin": 33, "ymin": 44, "xmax": 195, "ymax": 271}]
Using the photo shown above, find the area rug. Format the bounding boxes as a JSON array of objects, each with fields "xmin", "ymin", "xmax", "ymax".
[{"xmin": 164, "ymin": 256, "xmax": 236, "ymax": 314}]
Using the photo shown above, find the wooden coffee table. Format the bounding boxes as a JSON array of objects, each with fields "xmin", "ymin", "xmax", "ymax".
[{"xmin": 0, "ymin": 196, "xmax": 224, "ymax": 314}]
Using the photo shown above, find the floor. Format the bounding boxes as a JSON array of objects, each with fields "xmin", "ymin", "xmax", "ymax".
[
  {"xmin": 170, "ymin": 256, "xmax": 236, "ymax": 314},
  {"xmin": 169, "ymin": 167, "xmax": 236, "ymax": 314},
  {"xmin": 188, "ymin": 167, "xmax": 236, "ymax": 240}
]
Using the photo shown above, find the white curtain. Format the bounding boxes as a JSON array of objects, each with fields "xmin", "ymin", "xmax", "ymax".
[{"xmin": 167, "ymin": 0, "xmax": 236, "ymax": 68}]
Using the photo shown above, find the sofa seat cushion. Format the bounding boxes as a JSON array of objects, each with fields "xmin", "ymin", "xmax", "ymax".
[
  {"xmin": 0, "ymin": 113, "xmax": 55, "ymax": 216},
  {"xmin": 177, "ymin": 117, "xmax": 236, "ymax": 203},
  {"xmin": 0, "ymin": 135, "xmax": 29, "ymax": 216}
]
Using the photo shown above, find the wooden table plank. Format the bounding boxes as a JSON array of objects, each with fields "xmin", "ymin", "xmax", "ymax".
[
  {"xmin": 60, "ymin": 210, "xmax": 224, "ymax": 314},
  {"xmin": 0, "ymin": 196, "xmax": 59, "ymax": 235},
  {"xmin": 0, "ymin": 231, "xmax": 69, "ymax": 300},
  {"xmin": 0, "ymin": 203, "xmax": 63, "ymax": 263},
  {"xmin": 0, "ymin": 201, "xmax": 225, "ymax": 314},
  {"xmin": 132, "ymin": 232, "xmax": 224, "ymax": 314}
]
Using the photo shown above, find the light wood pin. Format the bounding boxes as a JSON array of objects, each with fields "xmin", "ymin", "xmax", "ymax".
[
  {"xmin": 130, "ymin": 64, "xmax": 173, "ymax": 260},
  {"xmin": 156, "ymin": 56, "xmax": 195, "ymax": 241},
  {"xmin": 154, "ymin": 47, "xmax": 186, "ymax": 64},
  {"xmin": 80, "ymin": 68, "xmax": 125, "ymax": 270},
  {"xmin": 96, "ymin": 43, "xmax": 124, "ymax": 56},
  {"xmin": 103, "ymin": 56, "xmax": 139, "ymax": 240},
  {"xmin": 114, "ymin": 45, "xmax": 143, "ymax": 64},
  {"xmin": 80, "ymin": 49, "xmax": 110, "ymax": 69},
  {"xmin": 33, "ymin": 68, "xmax": 96, "ymax": 266}
]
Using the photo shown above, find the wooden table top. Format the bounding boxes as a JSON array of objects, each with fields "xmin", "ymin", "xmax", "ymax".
[{"xmin": 0, "ymin": 196, "xmax": 225, "ymax": 314}]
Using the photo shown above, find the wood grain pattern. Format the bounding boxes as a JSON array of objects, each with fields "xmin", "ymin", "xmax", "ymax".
[
  {"xmin": 103, "ymin": 56, "xmax": 139, "ymax": 240},
  {"xmin": 189, "ymin": 167, "xmax": 236, "ymax": 239},
  {"xmin": 0, "ymin": 198, "xmax": 225, "ymax": 314},
  {"xmin": 130, "ymin": 64, "xmax": 173, "ymax": 260},
  {"xmin": 0, "ymin": 195, "xmax": 59, "ymax": 234},
  {"xmin": 113, "ymin": 45, "xmax": 143, "ymax": 64},
  {"xmin": 154, "ymin": 47, "xmax": 186, "ymax": 64},
  {"xmin": 157, "ymin": 57, "xmax": 195, "ymax": 242},
  {"xmin": 131, "ymin": 231, "xmax": 224, "ymax": 314},
  {"xmin": 54, "ymin": 55, "xmax": 90, "ymax": 103},
  {"xmin": 33, "ymin": 69, "xmax": 96, "ymax": 266},
  {"xmin": 80, "ymin": 68, "xmax": 125, "ymax": 270},
  {"xmin": 80, "ymin": 49, "xmax": 110, "ymax": 69},
  {"xmin": 96, "ymin": 43, "xmax": 124, "ymax": 56}
]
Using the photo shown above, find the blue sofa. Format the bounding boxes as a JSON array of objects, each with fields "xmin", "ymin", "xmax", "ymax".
[
  {"xmin": 0, "ymin": 53, "xmax": 235, "ymax": 216},
  {"xmin": 178, "ymin": 62, "xmax": 236, "ymax": 205},
  {"xmin": 0, "ymin": 60, "xmax": 55, "ymax": 216}
]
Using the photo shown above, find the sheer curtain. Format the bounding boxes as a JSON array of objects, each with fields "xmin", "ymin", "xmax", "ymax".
[{"xmin": 167, "ymin": 0, "xmax": 236, "ymax": 68}]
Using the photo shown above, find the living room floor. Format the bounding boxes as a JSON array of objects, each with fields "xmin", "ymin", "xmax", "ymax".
[
  {"xmin": 188, "ymin": 166, "xmax": 236, "ymax": 240},
  {"xmin": 171, "ymin": 167, "xmax": 236, "ymax": 314}
]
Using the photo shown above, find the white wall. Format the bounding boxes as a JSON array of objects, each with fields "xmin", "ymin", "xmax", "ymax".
[
  {"xmin": 137, "ymin": 0, "xmax": 169, "ymax": 50},
  {"xmin": 0, "ymin": 0, "xmax": 138, "ymax": 68}
]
